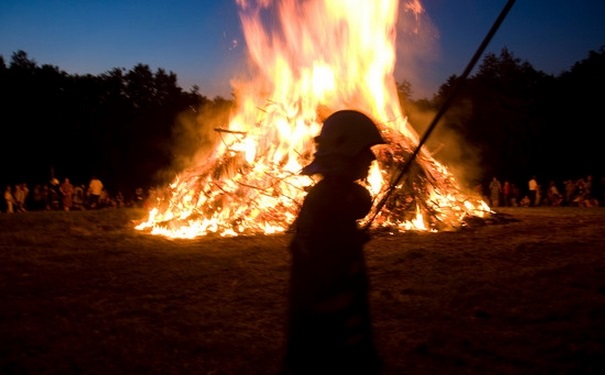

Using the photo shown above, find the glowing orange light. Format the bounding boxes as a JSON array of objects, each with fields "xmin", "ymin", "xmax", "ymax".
[{"xmin": 135, "ymin": 0, "xmax": 489, "ymax": 239}]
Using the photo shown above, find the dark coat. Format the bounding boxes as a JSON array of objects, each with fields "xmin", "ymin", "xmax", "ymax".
[{"xmin": 284, "ymin": 176, "xmax": 381, "ymax": 374}]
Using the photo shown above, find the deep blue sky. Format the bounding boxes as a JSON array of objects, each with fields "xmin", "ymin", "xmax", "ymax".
[{"xmin": 1, "ymin": 1, "xmax": 604, "ymax": 99}]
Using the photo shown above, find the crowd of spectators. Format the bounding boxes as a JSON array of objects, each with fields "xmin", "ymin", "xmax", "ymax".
[
  {"xmin": 3, "ymin": 174, "xmax": 603, "ymax": 214},
  {"xmin": 2, "ymin": 176, "xmax": 152, "ymax": 214},
  {"xmin": 480, "ymin": 175, "xmax": 602, "ymax": 209}
]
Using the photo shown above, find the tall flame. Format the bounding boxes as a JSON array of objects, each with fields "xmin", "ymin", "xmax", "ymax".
[{"xmin": 135, "ymin": 0, "xmax": 490, "ymax": 239}]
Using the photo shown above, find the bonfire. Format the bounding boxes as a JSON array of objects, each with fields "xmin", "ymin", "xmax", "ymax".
[{"xmin": 135, "ymin": 0, "xmax": 490, "ymax": 239}]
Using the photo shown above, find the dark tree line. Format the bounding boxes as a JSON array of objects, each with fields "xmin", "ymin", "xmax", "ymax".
[
  {"xmin": 402, "ymin": 46, "xmax": 605, "ymax": 192},
  {"xmin": 1, "ymin": 47, "xmax": 604, "ymax": 199},
  {"xmin": 0, "ymin": 50, "xmax": 232, "ymax": 197}
]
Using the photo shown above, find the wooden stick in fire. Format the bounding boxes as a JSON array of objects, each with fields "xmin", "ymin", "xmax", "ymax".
[{"xmin": 363, "ymin": 0, "xmax": 517, "ymax": 230}]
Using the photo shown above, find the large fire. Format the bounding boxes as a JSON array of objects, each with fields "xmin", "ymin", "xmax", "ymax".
[{"xmin": 135, "ymin": 0, "xmax": 490, "ymax": 239}]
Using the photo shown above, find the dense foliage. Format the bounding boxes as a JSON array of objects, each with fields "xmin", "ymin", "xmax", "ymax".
[
  {"xmin": 1, "ymin": 47, "xmax": 604, "ymax": 198},
  {"xmin": 0, "ymin": 50, "xmax": 232, "ymax": 197},
  {"xmin": 402, "ymin": 47, "xmax": 605, "ymax": 189}
]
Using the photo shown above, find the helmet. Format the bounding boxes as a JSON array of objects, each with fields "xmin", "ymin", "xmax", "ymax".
[
  {"xmin": 301, "ymin": 110, "xmax": 385, "ymax": 176},
  {"xmin": 314, "ymin": 110, "xmax": 384, "ymax": 158}
]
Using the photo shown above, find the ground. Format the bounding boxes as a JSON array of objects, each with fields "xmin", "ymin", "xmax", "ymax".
[{"xmin": 1, "ymin": 207, "xmax": 604, "ymax": 374}]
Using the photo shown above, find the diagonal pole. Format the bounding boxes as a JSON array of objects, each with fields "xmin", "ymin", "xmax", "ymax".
[{"xmin": 364, "ymin": 0, "xmax": 517, "ymax": 230}]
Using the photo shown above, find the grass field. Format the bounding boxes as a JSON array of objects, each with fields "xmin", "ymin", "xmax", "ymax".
[{"xmin": 1, "ymin": 207, "xmax": 604, "ymax": 374}]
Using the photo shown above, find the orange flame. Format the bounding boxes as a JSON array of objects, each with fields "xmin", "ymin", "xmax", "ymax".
[{"xmin": 135, "ymin": 0, "xmax": 490, "ymax": 239}]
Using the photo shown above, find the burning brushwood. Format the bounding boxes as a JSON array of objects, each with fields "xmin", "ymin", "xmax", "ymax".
[{"xmin": 135, "ymin": 0, "xmax": 496, "ymax": 239}]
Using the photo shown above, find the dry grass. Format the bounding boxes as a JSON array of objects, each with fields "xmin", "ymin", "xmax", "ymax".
[{"xmin": 1, "ymin": 207, "xmax": 604, "ymax": 374}]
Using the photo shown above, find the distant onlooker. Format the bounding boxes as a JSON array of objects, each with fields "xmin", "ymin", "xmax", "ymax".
[
  {"xmin": 87, "ymin": 176, "xmax": 104, "ymax": 209},
  {"xmin": 564, "ymin": 180, "xmax": 576, "ymax": 206},
  {"xmin": 489, "ymin": 177, "xmax": 502, "ymax": 207},
  {"xmin": 135, "ymin": 187, "xmax": 145, "ymax": 208},
  {"xmin": 14, "ymin": 183, "xmax": 29, "ymax": 212},
  {"xmin": 528, "ymin": 176, "xmax": 538, "ymax": 207},
  {"xmin": 510, "ymin": 183, "xmax": 521, "ymax": 207},
  {"xmin": 585, "ymin": 175, "xmax": 593, "ymax": 197},
  {"xmin": 59, "ymin": 178, "xmax": 75, "ymax": 211},
  {"xmin": 31, "ymin": 184, "xmax": 46, "ymax": 211},
  {"xmin": 4, "ymin": 185, "xmax": 15, "ymax": 213},
  {"xmin": 547, "ymin": 181, "xmax": 563, "ymax": 206},
  {"xmin": 115, "ymin": 191, "xmax": 125, "ymax": 208},
  {"xmin": 502, "ymin": 180, "xmax": 511, "ymax": 207},
  {"xmin": 73, "ymin": 184, "xmax": 86, "ymax": 210},
  {"xmin": 49, "ymin": 178, "xmax": 61, "ymax": 210}
]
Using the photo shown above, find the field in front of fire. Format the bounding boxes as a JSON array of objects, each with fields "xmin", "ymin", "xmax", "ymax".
[{"xmin": 1, "ymin": 207, "xmax": 604, "ymax": 374}]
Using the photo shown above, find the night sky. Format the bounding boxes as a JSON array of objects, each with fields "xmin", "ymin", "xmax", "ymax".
[{"xmin": 1, "ymin": 0, "xmax": 604, "ymax": 99}]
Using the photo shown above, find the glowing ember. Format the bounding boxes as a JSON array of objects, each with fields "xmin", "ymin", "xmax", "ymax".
[{"xmin": 135, "ymin": 0, "xmax": 490, "ymax": 239}]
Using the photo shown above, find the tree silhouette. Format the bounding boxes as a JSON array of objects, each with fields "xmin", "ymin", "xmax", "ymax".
[
  {"xmin": 1, "ymin": 47, "xmax": 604, "ymax": 204},
  {"xmin": 418, "ymin": 47, "xmax": 604, "ymax": 191},
  {"xmin": 0, "ymin": 50, "xmax": 225, "ymax": 198}
]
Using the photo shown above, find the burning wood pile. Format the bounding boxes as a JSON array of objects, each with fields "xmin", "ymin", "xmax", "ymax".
[{"xmin": 135, "ymin": 0, "xmax": 491, "ymax": 239}]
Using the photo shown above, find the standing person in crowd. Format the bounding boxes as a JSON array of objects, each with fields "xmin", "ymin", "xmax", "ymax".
[
  {"xmin": 572, "ymin": 177, "xmax": 587, "ymax": 206},
  {"xmin": 87, "ymin": 175, "xmax": 104, "ymax": 209},
  {"xmin": 547, "ymin": 180, "xmax": 563, "ymax": 206},
  {"xmin": 16, "ymin": 182, "xmax": 29, "ymax": 212},
  {"xmin": 528, "ymin": 176, "xmax": 538, "ymax": 207},
  {"xmin": 59, "ymin": 178, "xmax": 75, "ymax": 211},
  {"xmin": 502, "ymin": 180, "xmax": 511, "ymax": 207},
  {"xmin": 4, "ymin": 185, "xmax": 15, "ymax": 213},
  {"xmin": 13, "ymin": 184, "xmax": 25, "ymax": 212},
  {"xmin": 31, "ymin": 184, "xmax": 45, "ymax": 211},
  {"xmin": 585, "ymin": 175, "xmax": 593, "ymax": 197},
  {"xmin": 49, "ymin": 178, "xmax": 61, "ymax": 210},
  {"xmin": 115, "ymin": 191, "xmax": 125, "ymax": 208},
  {"xmin": 510, "ymin": 183, "xmax": 520, "ymax": 206},
  {"xmin": 489, "ymin": 177, "xmax": 502, "ymax": 208},
  {"xmin": 564, "ymin": 179, "xmax": 576, "ymax": 206},
  {"xmin": 135, "ymin": 187, "xmax": 145, "ymax": 208},
  {"xmin": 283, "ymin": 110, "xmax": 383, "ymax": 375}
]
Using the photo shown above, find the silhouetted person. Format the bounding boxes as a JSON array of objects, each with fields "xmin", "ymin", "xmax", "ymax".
[
  {"xmin": 87, "ymin": 175, "xmax": 103, "ymax": 209},
  {"xmin": 283, "ymin": 110, "xmax": 384, "ymax": 375},
  {"xmin": 489, "ymin": 177, "xmax": 502, "ymax": 207},
  {"xmin": 31, "ymin": 184, "xmax": 45, "ymax": 211},
  {"xmin": 49, "ymin": 178, "xmax": 61, "ymax": 210},
  {"xmin": 564, "ymin": 179, "xmax": 576, "ymax": 206},
  {"xmin": 73, "ymin": 184, "xmax": 85, "ymax": 210},
  {"xmin": 4, "ymin": 185, "xmax": 14, "ymax": 213},
  {"xmin": 59, "ymin": 178, "xmax": 74, "ymax": 211},
  {"xmin": 528, "ymin": 176, "xmax": 538, "ymax": 207},
  {"xmin": 502, "ymin": 180, "xmax": 511, "ymax": 207},
  {"xmin": 547, "ymin": 181, "xmax": 562, "ymax": 206}
]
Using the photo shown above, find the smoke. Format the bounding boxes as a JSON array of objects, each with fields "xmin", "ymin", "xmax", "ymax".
[
  {"xmin": 394, "ymin": 1, "xmax": 483, "ymax": 190},
  {"xmin": 403, "ymin": 98, "xmax": 483, "ymax": 191},
  {"xmin": 167, "ymin": 101, "xmax": 234, "ymax": 179},
  {"xmin": 394, "ymin": 0, "xmax": 441, "ymax": 100}
]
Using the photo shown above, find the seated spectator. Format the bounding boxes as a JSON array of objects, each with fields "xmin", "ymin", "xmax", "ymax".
[{"xmin": 73, "ymin": 184, "xmax": 85, "ymax": 210}]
